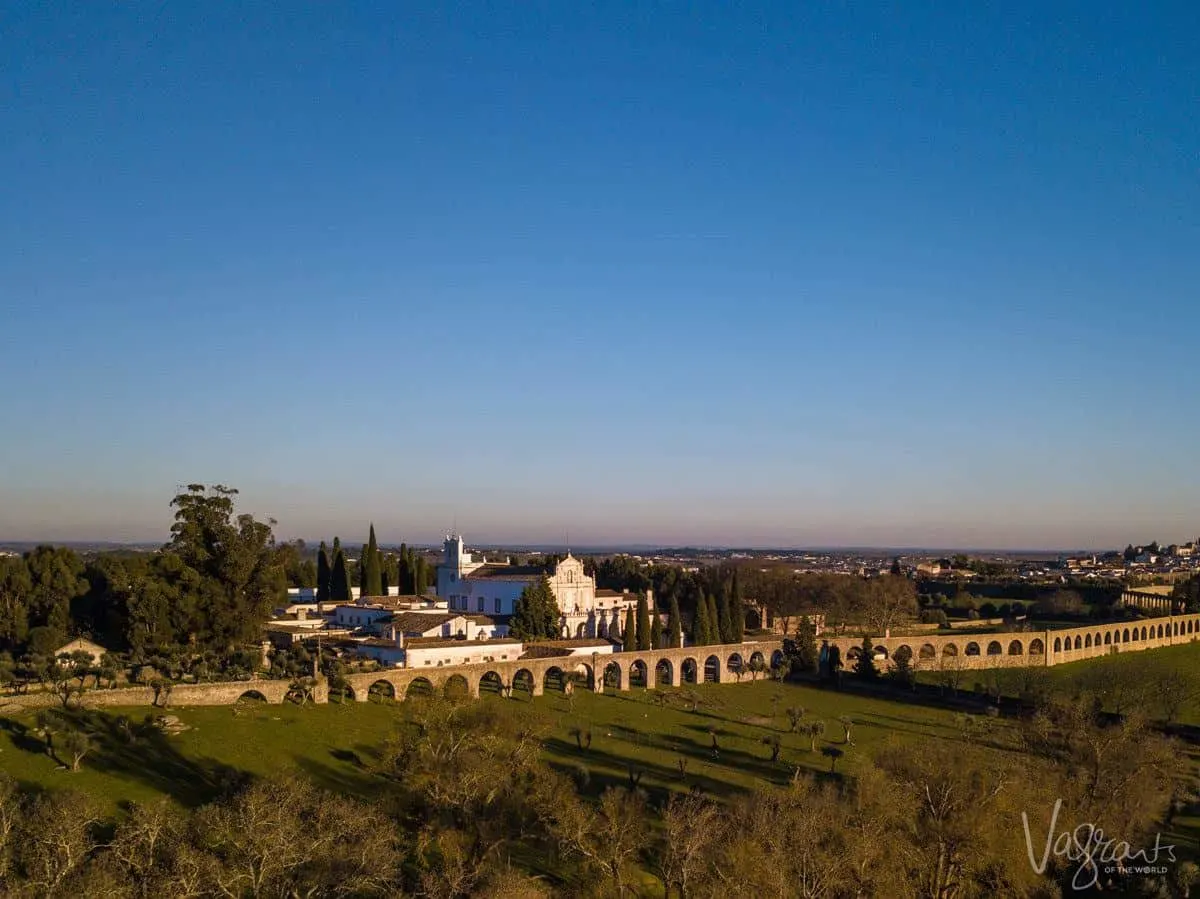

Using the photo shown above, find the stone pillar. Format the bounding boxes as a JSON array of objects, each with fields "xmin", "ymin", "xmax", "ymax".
[
  {"xmin": 645, "ymin": 659, "xmax": 657, "ymax": 690},
  {"xmin": 591, "ymin": 652, "xmax": 604, "ymax": 694},
  {"xmin": 531, "ymin": 679, "xmax": 544, "ymax": 697},
  {"xmin": 467, "ymin": 677, "xmax": 480, "ymax": 699},
  {"xmin": 670, "ymin": 657, "xmax": 683, "ymax": 687},
  {"xmin": 618, "ymin": 661, "xmax": 630, "ymax": 691}
]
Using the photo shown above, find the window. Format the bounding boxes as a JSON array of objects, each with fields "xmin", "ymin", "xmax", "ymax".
[
  {"xmin": 477, "ymin": 597, "xmax": 484, "ymax": 612},
  {"xmin": 494, "ymin": 598, "xmax": 501, "ymax": 613}
]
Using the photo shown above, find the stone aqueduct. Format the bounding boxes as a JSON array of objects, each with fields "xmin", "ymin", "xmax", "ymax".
[{"xmin": 1, "ymin": 613, "xmax": 1197, "ymax": 712}]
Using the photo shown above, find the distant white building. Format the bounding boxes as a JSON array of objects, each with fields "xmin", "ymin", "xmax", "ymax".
[
  {"xmin": 437, "ymin": 534, "xmax": 640, "ymax": 638},
  {"xmin": 53, "ymin": 637, "xmax": 108, "ymax": 665}
]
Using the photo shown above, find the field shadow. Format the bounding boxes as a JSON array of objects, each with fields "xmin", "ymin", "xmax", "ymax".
[{"xmin": 27, "ymin": 709, "xmax": 250, "ymax": 806}]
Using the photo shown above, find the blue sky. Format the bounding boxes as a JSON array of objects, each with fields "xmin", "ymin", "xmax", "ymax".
[{"xmin": 2, "ymin": 3, "xmax": 1198, "ymax": 549}]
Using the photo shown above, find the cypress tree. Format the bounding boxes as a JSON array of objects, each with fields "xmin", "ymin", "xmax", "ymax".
[
  {"xmin": 380, "ymin": 567, "xmax": 389, "ymax": 595},
  {"xmin": 651, "ymin": 610, "xmax": 663, "ymax": 649},
  {"xmin": 636, "ymin": 594, "xmax": 652, "ymax": 651},
  {"xmin": 706, "ymin": 594, "xmax": 720, "ymax": 645},
  {"xmin": 330, "ymin": 549, "xmax": 352, "ymax": 602},
  {"xmin": 717, "ymin": 592, "xmax": 733, "ymax": 644},
  {"xmin": 364, "ymin": 524, "xmax": 383, "ymax": 597},
  {"xmin": 358, "ymin": 545, "xmax": 368, "ymax": 591},
  {"xmin": 691, "ymin": 599, "xmax": 710, "ymax": 646},
  {"xmin": 316, "ymin": 541, "xmax": 331, "ymax": 604},
  {"xmin": 398, "ymin": 542, "xmax": 410, "ymax": 594},
  {"xmin": 623, "ymin": 607, "xmax": 636, "ymax": 651},
  {"xmin": 414, "ymin": 556, "xmax": 427, "ymax": 595},
  {"xmin": 731, "ymin": 568, "xmax": 745, "ymax": 642},
  {"xmin": 668, "ymin": 596, "xmax": 683, "ymax": 648}
]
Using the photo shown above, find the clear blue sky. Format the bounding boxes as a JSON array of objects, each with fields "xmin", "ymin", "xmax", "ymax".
[{"xmin": 2, "ymin": 3, "xmax": 1198, "ymax": 549}]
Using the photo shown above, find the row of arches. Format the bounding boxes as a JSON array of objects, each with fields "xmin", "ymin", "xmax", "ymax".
[
  {"xmin": 845, "ymin": 638, "xmax": 1046, "ymax": 662},
  {"xmin": 1051, "ymin": 619, "xmax": 1194, "ymax": 653}
]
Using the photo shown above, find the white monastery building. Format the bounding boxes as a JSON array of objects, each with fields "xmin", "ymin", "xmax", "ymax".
[{"xmin": 437, "ymin": 534, "xmax": 640, "ymax": 639}]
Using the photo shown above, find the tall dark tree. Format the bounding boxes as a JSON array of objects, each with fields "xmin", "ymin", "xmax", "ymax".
[
  {"xmin": 0, "ymin": 555, "xmax": 33, "ymax": 650},
  {"xmin": 509, "ymin": 576, "xmax": 561, "ymax": 640},
  {"xmin": 636, "ymin": 594, "xmax": 652, "ymax": 651},
  {"xmin": 398, "ymin": 543, "xmax": 411, "ymax": 594},
  {"xmin": 330, "ymin": 548, "xmax": 352, "ymax": 603},
  {"xmin": 623, "ymin": 607, "xmax": 636, "ymax": 651},
  {"xmin": 668, "ymin": 596, "xmax": 683, "ymax": 648},
  {"xmin": 165, "ymin": 485, "xmax": 284, "ymax": 648},
  {"xmin": 316, "ymin": 542, "xmax": 331, "ymax": 605},
  {"xmin": 717, "ymin": 592, "xmax": 734, "ymax": 644},
  {"xmin": 380, "ymin": 568, "xmax": 389, "ymax": 595},
  {"xmin": 854, "ymin": 635, "xmax": 878, "ymax": 680},
  {"xmin": 691, "ymin": 598, "xmax": 711, "ymax": 646},
  {"xmin": 414, "ymin": 556, "xmax": 428, "ymax": 595},
  {"xmin": 706, "ymin": 595, "xmax": 720, "ymax": 645},
  {"xmin": 364, "ymin": 525, "xmax": 383, "ymax": 598},
  {"xmin": 651, "ymin": 609, "xmax": 664, "ymax": 649},
  {"xmin": 790, "ymin": 615, "xmax": 819, "ymax": 675}
]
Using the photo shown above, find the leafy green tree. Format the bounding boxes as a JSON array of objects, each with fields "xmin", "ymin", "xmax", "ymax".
[
  {"xmin": 364, "ymin": 525, "xmax": 383, "ymax": 597},
  {"xmin": 691, "ymin": 599, "xmax": 710, "ymax": 646},
  {"xmin": 414, "ymin": 556, "xmax": 428, "ymax": 595},
  {"xmin": 717, "ymin": 592, "xmax": 733, "ymax": 644},
  {"xmin": 636, "ymin": 594, "xmax": 652, "ymax": 651},
  {"xmin": 509, "ymin": 577, "xmax": 561, "ymax": 640},
  {"xmin": 854, "ymin": 636, "xmax": 878, "ymax": 680},
  {"xmin": 25, "ymin": 546, "xmax": 87, "ymax": 644},
  {"xmin": 316, "ymin": 542, "xmax": 331, "ymax": 604},
  {"xmin": 165, "ymin": 485, "xmax": 285, "ymax": 648},
  {"xmin": 789, "ymin": 616, "xmax": 819, "ymax": 675},
  {"xmin": 0, "ymin": 555, "xmax": 32, "ymax": 651},
  {"xmin": 730, "ymin": 568, "xmax": 745, "ymax": 643},
  {"xmin": 330, "ymin": 548, "xmax": 352, "ymax": 603},
  {"xmin": 623, "ymin": 607, "xmax": 636, "ymax": 650},
  {"xmin": 668, "ymin": 596, "xmax": 683, "ymax": 648}
]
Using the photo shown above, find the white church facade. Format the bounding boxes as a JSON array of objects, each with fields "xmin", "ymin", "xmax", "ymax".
[{"xmin": 437, "ymin": 535, "xmax": 641, "ymax": 639}]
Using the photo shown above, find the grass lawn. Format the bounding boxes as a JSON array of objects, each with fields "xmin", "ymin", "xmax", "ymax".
[{"xmin": 0, "ymin": 680, "xmax": 1003, "ymax": 815}]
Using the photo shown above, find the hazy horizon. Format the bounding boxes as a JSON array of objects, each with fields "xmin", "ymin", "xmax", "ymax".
[{"xmin": 3, "ymin": 5, "xmax": 1198, "ymax": 549}]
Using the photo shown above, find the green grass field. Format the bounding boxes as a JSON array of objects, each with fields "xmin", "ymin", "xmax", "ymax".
[{"xmin": 0, "ymin": 679, "xmax": 1006, "ymax": 815}]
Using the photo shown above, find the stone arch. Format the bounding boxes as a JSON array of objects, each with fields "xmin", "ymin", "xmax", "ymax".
[
  {"xmin": 368, "ymin": 680, "xmax": 396, "ymax": 703},
  {"xmin": 966, "ymin": 642, "xmax": 981, "ymax": 656},
  {"xmin": 572, "ymin": 662, "xmax": 594, "ymax": 690},
  {"xmin": 1074, "ymin": 635, "xmax": 1083, "ymax": 650},
  {"xmin": 1094, "ymin": 631, "xmax": 1101, "ymax": 646},
  {"xmin": 512, "ymin": 669, "xmax": 535, "ymax": 696},
  {"xmin": 682, "ymin": 658, "xmax": 699, "ymax": 684},
  {"xmin": 1141, "ymin": 626, "xmax": 1148, "ymax": 640},
  {"xmin": 1029, "ymin": 638, "xmax": 1045, "ymax": 655},
  {"xmin": 919, "ymin": 643, "xmax": 936, "ymax": 660},
  {"xmin": 655, "ymin": 658, "xmax": 673, "ymax": 687},
  {"xmin": 770, "ymin": 649, "xmax": 786, "ymax": 669},
  {"xmin": 544, "ymin": 666, "xmax": 567, "ymax": 693},
  {"xmin": 1053, "ymin": 637, "xmax": 1062, "ymax": 652},
  {"xmin": 1008, "ymin": 640, "xmax": 1024, "ymax": 655},
  {"xmin": 1103, "ymin": 632, "xmax": 1112, "ymax": 645},
  {"xmin": 444, "ymin": 674, "xmax": 470, "ymax": 701},
  {"xmin": 604, "ymin": 661, "xmax": 623, "ymax": 690},
  {"xmin": 726, "ymin": 653, "xmax": 745, "ymax": 674},
  {"xmin": 1122, "ymin": 628, "xmax": 1130, "ymax": 642},
  {"xmin": 328, "ymin": 680, "xmax": 355, "ymax": 703},
  {"xmin": 703, "ymin": 655, "xmax": 721, "ymax": 683},
  {"xmin": 237, "ymin": 689, "xmax": 268, "ymax": 703},
  {"xmin": 846, "ymin": 645, "xmax": 862, "ymax": 661},
  {"xmin": 874, "ymin": 645, "xmax": 890, "ymax": 660},
  {"xmin": 986, "ymin": 641, "xmax": 1003, "ymax": 656},
  {"xmin": 406, "ymin": 677, "xmax": 435, "ymax": 700},
  {"xmin": 1157, "ymin": 624, "xmax": 1165, "ymax": 639},
  {"xmin": 749, "ymin": 650, "xmax": 766, "ymax": 669},
  {"xmin": 284, "ymin": 683, "xmax": 309, "ymax": 704},
  {"xmin": 629, "ymin": 660, "xmax": 649, "ymax": 688},
  {"xmin": 479, "ymin": 671, "xmax": 504, "ymax": 696},
  {"xmin": 1085, "ymin": 634, "xmax": 1092, "ymax": 648},
  {"xmin": 894, "ymin": 645, "xmax": 913, "ymax": 664},
  {"xmin": 942, "ymin": 643, "xmax": 959, "ymax": 657}
]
